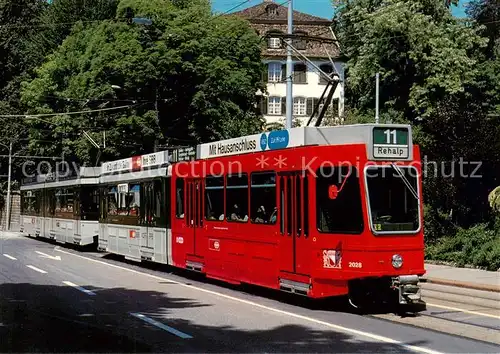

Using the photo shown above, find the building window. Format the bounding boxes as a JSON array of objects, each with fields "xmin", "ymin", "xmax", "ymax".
[
  {"xmin": 268, "ymin": 96, "xmax": 282, "ymax": 115},
  {"xmin": 293, "ymin": 97, "xmax": 307, "ymax": 116},
  {"xmin": 266, "ymin": 4, "xmax": 278, "ymax": 16},
  {"xmin": 319, "ymin": 63, "xmax": 334, "ymax": 84},
  {"xmin": 268, "ymin": 62, "xmax": 282, "ymax": 82},
  {"xmin": 293, "ymin": 63, "xmax": 307, "ymax": 84},
  {"xmin": 268, "ymin": 37, "xmax": 281, "ymax": 49}
]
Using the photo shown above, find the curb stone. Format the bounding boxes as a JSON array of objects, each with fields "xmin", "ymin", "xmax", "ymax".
[{"xmin": 420, "ymin": 277, "xmax": 500, "ymax": 293}]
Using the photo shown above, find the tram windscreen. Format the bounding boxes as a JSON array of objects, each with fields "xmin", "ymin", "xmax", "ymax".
[{"xmin": 365, "ymin": 166, "xmax": 420, "ymax": 233}]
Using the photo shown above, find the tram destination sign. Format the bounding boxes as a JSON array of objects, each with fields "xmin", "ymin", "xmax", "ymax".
[{"xmin": 372, "ymin": 127, "xmax": 410, "ymax": 159}]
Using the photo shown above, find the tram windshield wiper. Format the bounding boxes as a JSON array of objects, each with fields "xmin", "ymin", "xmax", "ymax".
[{"xmin": 390, "ymin": 163, "xmax": 419, "ymax": 201}]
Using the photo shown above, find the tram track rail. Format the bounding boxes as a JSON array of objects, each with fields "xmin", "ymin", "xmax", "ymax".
[{"xmin": 370, "ymin": 285, "xmax": 500, "ymax": 346}]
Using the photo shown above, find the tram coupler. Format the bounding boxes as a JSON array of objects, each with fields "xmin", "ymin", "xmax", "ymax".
[{"xmin": 391, "ymin": 275, "xmax": 426, "ymax": 312}]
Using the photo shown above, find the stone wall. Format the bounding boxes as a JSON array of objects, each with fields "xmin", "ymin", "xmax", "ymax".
[{"xmin": 0, "ymin": 191, "xmax": 21, "ymax": 232}]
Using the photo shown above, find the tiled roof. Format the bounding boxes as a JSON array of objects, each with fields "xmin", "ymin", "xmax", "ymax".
[{"xmin": 231, "ymin": 1, "xmax": 332, "ymax": 24}]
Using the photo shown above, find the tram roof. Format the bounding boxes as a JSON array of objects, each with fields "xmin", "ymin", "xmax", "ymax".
[
  {"xmin": 20, "ymin": 167, "xmax": 100, "ymax": 190},
  {"xmin": 21, "ymin": 123, "xmax": 414, "ymax": 189},
  {"xmin": 196, "ymin": 124, "xmax": 413, "ymax": 161}
]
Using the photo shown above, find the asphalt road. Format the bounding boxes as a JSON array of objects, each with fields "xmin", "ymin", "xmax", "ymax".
[{"xmin": 1, "ymin": 232, "xmax": 499, "ymax": 353}]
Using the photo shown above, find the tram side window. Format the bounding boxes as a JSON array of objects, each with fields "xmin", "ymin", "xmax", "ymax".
[
  {"xmin": 151, "ymin": 179, "xmax": 169, "ymax": 228},
  {"xmin": 55, "ymin": 188, "xmax": 74, "ymax": 214},
  {"xmin": 45, "ymin": 189, "xmax": 55, "ymax": 217},
  {"xmin": 316, "ymin": 166, "xmax": 364, "ymax": 234},
  {"xmin": 80, "ymin": 187, "xmax": 99, "ymax": 220},
  {"xmin": 251, "ymin": 172, "xmax": 277, "ymax": 225},
  {"xmin": 34, "ymin": 190, "xmax": 42, "ymax": 215},
  {"xmin": 176, "ymin": 178, "xmax": 184, "ymax": 218},
  {"xmin": 107, "ymin": 184, "xmax": 141, "ymax": 217},
  {"xmin": 226, "ymin": 173, "xmax": 248, "ymax": 222},
  {"xmin": 21, "ymin": 191, "xmax": 39, "ymax": 215},
  {"xmin": 205, "ymin": 176, "xmax": 224, "ymax": 221},
  {"xmin": 100, "ymin": 187, "xmax": 108, "ymax": 220}
]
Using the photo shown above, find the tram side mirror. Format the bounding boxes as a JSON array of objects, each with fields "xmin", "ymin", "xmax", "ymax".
[{"xmin": 328, "ymin": 185, "xmax": 339, "ymax": 200}]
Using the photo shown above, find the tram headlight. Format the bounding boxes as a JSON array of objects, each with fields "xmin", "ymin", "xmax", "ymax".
[{"xmin": 392, "ymin": 254, "xmax": 403, "ymax": 269}]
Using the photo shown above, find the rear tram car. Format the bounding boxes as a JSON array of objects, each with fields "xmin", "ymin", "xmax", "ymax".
[
  {"xmin": 20, "ymin": 167, "xmax": 100, "ymax": 246},
  {"xmin": 96, "ymin": 123, "xmax": 426, "ymax": 311}
]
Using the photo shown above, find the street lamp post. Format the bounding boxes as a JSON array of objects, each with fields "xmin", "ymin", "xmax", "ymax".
[{"xmin": 0, "ymin": 141, "xmax": 13, "ymax": 231}]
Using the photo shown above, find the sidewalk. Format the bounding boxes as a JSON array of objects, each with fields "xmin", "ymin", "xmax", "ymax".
[{"xmin": 422, "ymin": 263, "xmax": 500, "ymax": 293}]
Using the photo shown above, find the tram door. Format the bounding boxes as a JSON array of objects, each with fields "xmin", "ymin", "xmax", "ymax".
[
  {"xmin": 185, "ymin": 179, "xmax": 204, "ymax": 257},
  {"xmin": 278, "ymin": 172, "xmax": 310, "ymax": 276}
]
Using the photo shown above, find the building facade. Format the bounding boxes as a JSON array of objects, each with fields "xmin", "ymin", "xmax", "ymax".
[{"xmin": 233, "ymin": 0, "xmax": 344, "ymax": 128}]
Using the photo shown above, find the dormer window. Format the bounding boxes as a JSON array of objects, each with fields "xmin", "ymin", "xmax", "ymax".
[
  {"xmin": 268, "ymin": 37, "xmax": 281, "ymax": 49},
  {"xmin": 266, "ymin": 4, "xmax": 278, "ymax": 17},
  {"xmin": 266, "ymin": 30, "xmax": 283, "ymax": 49}
]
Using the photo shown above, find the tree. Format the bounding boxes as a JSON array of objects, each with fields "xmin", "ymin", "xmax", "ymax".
[
  {"xmin": 332, "ymin": 0, "xmax": 486, "ymax": 121},
  {"xmin": 0, "ymin": 0, "xmax": 47, "ymax": 107},
  {"xmin": 21, "ymin": 0, "xmax": 265, "ymax": 164},
  {"xmin": 467, "ymin": 0, "xmax": 500, "ymax": 118},
  {"xmin": 27, "ymin": 0, "xmax": 119, "ymax": 62},
  {"xmin": 488, "ymin": 186, "xmax": 500, "ymax": 214}
]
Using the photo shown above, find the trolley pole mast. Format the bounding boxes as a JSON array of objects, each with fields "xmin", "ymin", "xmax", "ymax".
[
  {"xmin": 285, "ymin": 0, "xmax": 293, "ymax": 129},
  {"xmin": 375, "ymin": 72, "xmax": 380, "ymax": 124},
  {"xmin": 6, "ymin": 141, "xmax": 12, "ymax": 231}
]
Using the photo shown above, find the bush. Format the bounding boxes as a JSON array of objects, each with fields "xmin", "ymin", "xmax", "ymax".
[{"xmin": 425, "ymin": 220, "xmax": 500, "ymax": 271}]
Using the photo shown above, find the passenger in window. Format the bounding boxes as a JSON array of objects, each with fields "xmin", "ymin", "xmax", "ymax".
[
  {"xmin": 254, "ymin": 206, "xmax": 266, "ymax": 223},
  {"xmin": 230, "ymin": 204, "xmax": 241, "ymax": 221},
  {"xmin": 230, "ymin": 204, "xmax": 248, "ymax": 222},
  {"xmin": 269, "ymin": 207, "xmax": 278, "ymax": 223},
  {"xmin": 206, "ymin": 211, "xmax": 217, "ymax": 221}
]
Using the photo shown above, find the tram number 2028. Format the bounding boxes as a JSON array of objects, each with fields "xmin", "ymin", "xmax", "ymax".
[{"xmin": 348, "ymin": 262, "xmax": 362, "ymax": 268}]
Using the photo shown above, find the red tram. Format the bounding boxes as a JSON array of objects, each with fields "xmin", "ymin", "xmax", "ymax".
[{"xmin": 168, "ymin": 124, "xmax": 425, "ymax": 311}]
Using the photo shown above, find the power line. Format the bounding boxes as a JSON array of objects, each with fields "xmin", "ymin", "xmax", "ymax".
[{"xmin": 0, "ymin": 105, "xmax": 135, "ymax": 118}]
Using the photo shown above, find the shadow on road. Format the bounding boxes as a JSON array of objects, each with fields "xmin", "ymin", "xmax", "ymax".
[
  {"xmin": 25, "ymin": 236, "xmax": 410, "ymax": 317},
  {"xmin": 0, "ymin": 281, "xmax": 422, "ymax": 353}
]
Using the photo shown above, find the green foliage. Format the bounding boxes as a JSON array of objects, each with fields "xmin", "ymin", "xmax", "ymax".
[
  {"xmin": 334, "ymin": 0, "xmax": 499, "ymax": 270},
  {"xmin": 0, "ymin": 0, "xmax": 48, "ymax": 104},
  {"xmin": 20, "ymin": 0, "xmax": 265, "ymax": 164},
  {"xmin": 332, "ymin": 0, "xmax": 486, "ymax": 120},
  {"xmin": 488, "ymin": 186, "xmax": 500, "ymax": 214},
  {"xmin": 426, "ymin": 220, "xmax": 500, "ymax": 271},
  {"xmin": 27, "ymin": 0, "xmax": 119, "ymax": 62}
]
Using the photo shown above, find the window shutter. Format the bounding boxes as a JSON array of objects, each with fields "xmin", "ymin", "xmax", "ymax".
[
  {"xmin": 306, "ymin": 98, "xmax": 314, "ymax": 116},
  {"xmin": 263, "ymin": 64, "xmax": 269, "ymax": 83},
  {"xmin": 262, "ymin": 97, "xmax": 268, "ymax": 115},
  {"xmin": 281, "ymin": 97, "xmax": 286, "ymax": 115},
  {"xmin": 301, "ymin": 69, "xmax": 307, "ymax": 84},
  {"xmin": 281, "ymin": 64, "xmax": 287, "ymax": 82}
]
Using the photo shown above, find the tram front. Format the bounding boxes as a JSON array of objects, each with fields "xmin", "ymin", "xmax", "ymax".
[{"xmin": 348, "ymin": 125, "xmax": 426, "ymax": 312}]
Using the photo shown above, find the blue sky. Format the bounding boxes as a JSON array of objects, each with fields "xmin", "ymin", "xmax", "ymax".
[{"xmin": 212, "ymin": 0, "xmax": 468, "ymax": 19}]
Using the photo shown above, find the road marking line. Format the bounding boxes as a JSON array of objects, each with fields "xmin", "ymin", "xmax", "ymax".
[
  {"xmin": 26, "ymin": 265, "xmax": 47, "ymax": 274},
  {"xmin": 3, "ymin": 254, "xmax": 17, "ymax": 260},
  {"xmin": 62, "ymin": 281, "xmax": 96, "ymax": 296},
  {"xmin": 35, "ymin": 251, "xmax": 61, "ymax": 261},
  {"xmin": 427, "ymin": 303, "xmax": 500, "ymax": 320},
  {"xmin": 54, "ymin": 247, "xmax": 441, "ymax": 354},
  {"xmin": 130, "ymin": 313, "xmax": 193, "ymax": 339}
]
